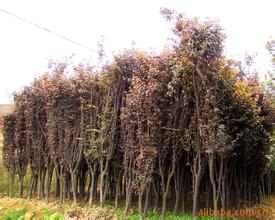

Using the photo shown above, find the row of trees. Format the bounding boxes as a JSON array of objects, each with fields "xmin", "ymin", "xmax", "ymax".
[{"xmin": 2, "ymin": 11, "xmax": 274, "ymax": 219}]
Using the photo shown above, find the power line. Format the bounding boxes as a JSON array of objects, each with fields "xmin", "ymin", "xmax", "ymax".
[{"xmin": 0, "ymin": 8, "xmax": 97, "ymax": 53}]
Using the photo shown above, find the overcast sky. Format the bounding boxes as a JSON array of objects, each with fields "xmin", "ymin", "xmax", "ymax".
[{"xmin": 0, "ymin": 0, "xmax": 274, "ymax": 104}]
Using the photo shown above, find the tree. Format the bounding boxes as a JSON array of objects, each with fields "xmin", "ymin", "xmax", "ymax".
[{"xmin": 2, "ymin": 112, "xmax": 17, "ymax": 197}]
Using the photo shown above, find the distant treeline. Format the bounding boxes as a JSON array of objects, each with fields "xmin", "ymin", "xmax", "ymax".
[{"xmin": 2, "ymin": 10, "xmax": 274, "ymax": 220}]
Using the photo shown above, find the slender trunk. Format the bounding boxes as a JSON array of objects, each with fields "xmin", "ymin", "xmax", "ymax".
[
  {"xmin": 173, "ymin": 164, "xmax": 181, "ymax": 214},
  {"xmin": 59, "ymin": 168, "xmax": 64, "ymax": 205},
  {"xmin": 99, "ymin": 171, "xmax": 104, "ymax": 207},
  {"xmin": 181, "ymin": 180, "xmax": 186, "ymax": 213},
  {"xmin": 124, "ymin": 185, "xmax": 131, "ymax": 219},
  {"xmin": 59, "ymin": 178, "xmax": 63, "ymax": 205},
  {"xmin": 267, "ymin": 170, "xmax": 271, "ymax": 197},
  {"xmin": 33, "ymin": 175, "xmax": 38, "ymax": 194},
  {"xmin": 9, "ymin": 171, "xmax": 15, "ymax": 198},
  {"xmin": 28, "ymin": 173, "xmax": 35, "ymax": 199},
  {"xmin": 160, "ymin": 171, "xmax": 174, "ymax": 220},
  {"xmin": 173, "ymin": 183, "xmax": 180, "ymax": 214},
  {"xmin": 248, "ymin": 179, "xmax": 252, "ymax": 207},
  {"xmin": 261, "ymin": 175, "xmax": 265, "ymax": 199},
  {"xmin": 258, "ymin": 184, "xmax": 263, "ymax": 202},
  {"xmin": 160, "ymin": 149, "xmax": 176, "ymax": 220},
  {"xmin": 99, "ymin": 160, "xmax": 108, "ymax": 207},
  {"xmin": 192, "ymin": 177, "xmax": 200, "ymax": 218},
  {"xmin": 88, "ymin": 164, "xmax": 97, "ymax": 208},
  {"xmin": 234, "ymin": 166, "xmax": 240, "ymax": 209},
  {"xmin": 153, "ymin": 179, "xmax": 159, "ymax": 213},
  {"xmin": 227, "ymin": 165, "xmax": 233, "ymax": 208},
  {"xmin": 86, "ymin": 172, "xmax": 92, "ymax": 202},
  {"xmin": 160, "ymin": 174, "xmax": 174, "ymax": 220},
  {"xmin": 209, "ymin": 153, "xmax": 217, "ymax": 220},
  {"xmin": 19, "ymin": 174, "xmax": 24, "ymax": 198},
  {"xmin": 161, "ymin": 193, "xmax": 167, "ymax": 220},
  {"xmin": 221, "ymin": 173, "xmax": 226, "ymax": 211},
  {"xmin": 45, "ymin": 165, "xmax": 54, "ymax": 203},
  {"xmin": 42, "ymin": 168, "xmax": 46, "ymax": 197},
  {"xmin": 192, "ymin": 151, "xmax": 204, "ymax": 218},
  {"xmin": 103, "ymin": 174, "xmax": 109, "ymax": 203},
  {"xmin": 143, "ymin": 185, "xmax": 150, "ymax": 218},
  {"xmin": 65, "ymin": 173, "xmax": 70, "ymax": 200},
  {"xmin": 79, "ymin": 170, "xmax": 86, "ymax": 200},
  {"xmin": 115, "ymin": 174, "xmax": 121, "ymax": 208},
  {"xmin": 138, "ymin": 193, "xmax": 144, "ymax": 220},
  {"xmin": 39, "ymin": 168, "xmax": 46, "ymax": 199},
  {"xmin": 88, "ymin": 173, "xmax": 95, "ymax": 208},
  {"xmin": 71, "ymin": 171, "xmax": 77, "ymax": 205},
  {"xmin": 206, "ymin": 180, "xmax": 211, "ymax": 209},
  {"xmin": 55, "ymin": 177, "xmax": 60, "ymax": 198}
]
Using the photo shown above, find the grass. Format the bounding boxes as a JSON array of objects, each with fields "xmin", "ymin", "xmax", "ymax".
[
  {"xmin": 0, "ymin": 196, "xmax": 203, "ymax": 219},
  {"xmin": 0, "ymin": 209, "xmax": 25, "ymax": 220},
  {"xmin": 114, "ymin": 211, "xmax": 194, "ymax": 220},
  {"xmin": 0, "ymin": 195, "xmax": 66, "ymax": 219},
  {"xmin": 0, "ymin": 209, "xmax": 65, "ymax": 220},
  {"xmin": 113, "ymin": 209, "xmax": 230, "ymax": 220}
]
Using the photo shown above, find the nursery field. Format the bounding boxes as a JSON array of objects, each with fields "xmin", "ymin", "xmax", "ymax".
[
  {"xmin": 0, "ymin": 133, "xmax": 197, "ymax": 219},
  {"xmin": 0, "ymin": 7, "xmax": 274, "ymax": 220},
  {"xmin": 0, "ymin": 119, "xmax": 274, "ymax": 219}
]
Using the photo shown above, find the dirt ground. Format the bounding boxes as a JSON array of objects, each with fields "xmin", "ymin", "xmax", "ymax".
[
  {"xmin": 0, "ymin": 196, "xmax": 118, "ymax": 219},
  {"xmin": 0, "ymin": 196, "xmax": 274, "ymax": 219},
  {"xmin": 0, "ymin": 197, "xmax": 60, "ymax": 217},
  {"xmin": 253, "ymin": 197, "xmax": 275, "ymax": 220}
]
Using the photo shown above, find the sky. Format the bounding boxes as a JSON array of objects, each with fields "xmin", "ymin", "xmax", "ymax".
[{"xmin": 0, "ymin": 0, "xmax": 274, "ymax": 104}]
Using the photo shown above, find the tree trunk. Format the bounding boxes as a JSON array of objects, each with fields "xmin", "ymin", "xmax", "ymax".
[
  {"xmin": 192, "ymin": 177, "xmax": 200, "ymax": 219},
  {"xmin": 138, "ymin": 193, "xmax": 144, "ymax": 220},
  {"xmin": 71, "ymin": 171, "xmax": 77, "ymax": 205},
  {"xmin": 221, "ymin": 173, "xmax": 226, "ymax": 211},
  {"xmin": 261, "ymin": 175, "xmax": 265, "ymax": 200},
  {"xmin": 28, "ymin": 173, "xmax": 35, "ymax": 199},
  {"xmin": 19, "ymin": 174, "xmax": 24, "ymax": 198},
  {"xmin": 267, "ymin": 170, "xmax": 271, "ymax": 197},
  {"xmin": 88, "ymin": 164, "xmax": 97, "ymax": 208},
  {"xmin": 33, "ymin": 175, "xmax": 38, "ymax": 194},
  {"xmin": 103, "ymin": 174, "xmax": 109, "ymax": 203},
  {"xmin": 115, "ymin": 174, "xmax": 121, "ymax": 208},
  {"xmin": 99, "ymin": 160, "xmax": 108, "ymax": 207},
  {"xmin": 39, "ymin": 168, "xmax": 46, "ymax": 199},
  {"xmin": 161, "ymin": 193, "xmax": 167, "ymax": 220},
  {"xmin": 124, "ymin": 184, "xmax": 132, "ymax": 219},
  {"xmin": 153, "ymin": 179, "xmax": 159, "ymax": 213},
  {"xmin": 9, "ymin": 171, "xmax": 15, "ymax": 198},
  {"xmin": 45, "ymin": 164, "xmax": 54, "ymax": 203},
  {"xmin": 208, "ymin": 153, "xmax": 217, "ymax": 220},
  {"xmin": 59, "ymin": 167, "xmax": 65, "ymax": 205},
  {"xmin": 192, "ymin": 151, "xmax": 204, "ymax": 218},
  {"xmin": 181, "ymin": 180, "xmax": 186, "ymax": 213},
  {"xmin": 173, "ymin": 165, "xmax": 181, "ymax": 214}
]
